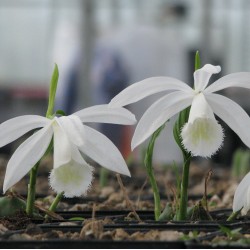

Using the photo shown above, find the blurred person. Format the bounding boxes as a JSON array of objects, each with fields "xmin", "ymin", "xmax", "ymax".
[{"xmin": 91, "ymin": 48, "xmax": 131, "ymax": 154}]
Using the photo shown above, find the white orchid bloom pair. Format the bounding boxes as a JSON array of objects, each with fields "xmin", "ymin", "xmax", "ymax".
[
  {"xmin": 110, "ymin": 64, "xmax": 250, "ymax": 158},
  {"xmin": 1, "ymin": 105, "xmax": 136, "ymax": 197}
]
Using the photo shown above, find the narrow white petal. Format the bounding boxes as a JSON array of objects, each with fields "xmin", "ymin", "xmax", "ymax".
[
  {"xmin": 78, "ymin": 125, "xmax": 130, "ymax": 177},
  {"xmin": 204, "ymin": 72, "xmax": 250, "ymax": 94},
  {"xmin": 109, "ymin": 77, "xmax": 193, "ymax": 108},
  {"xmin": 49, "ymin": 161, "xmax": 93, "ymax": 198},
  {"xmin": 131, "ymin": 91, "xmax": 193, "ymax": 150},
  {"xmin": 53, "ymin": 119, "xmax": 87, "ymax": 169},
  {"xmin": 188, "ymin": 93, "xmax": 215, "ymax": 123},
  {"xmin": 242, "ymin": 186, "xmax": 250, "ymax": 215},
  {"xmin": 233, "ymin": 172, "xmax": 250, "ymax": 213},
  {"xmin": 206, "ymin": 93, "xmax": 250, "ymax": 148},
  {"xmin": 53, "ymin": 121, "xmax": 74, "ymax": 169},
  {"xmin": 74, "ymin": 104, "xmax": 136, "ymax": 125},
  {"xmin": 194, "ymin": 64, "xmax": 221, "ymax": 91},
  {"xmin": 3, "ymin": 124, "xmax": 53, "ymax": 192},
  {"xmin": 55, "ymin": 115, "xmax": 85, "ymax": 147},
  {"xmin": 0, "ymin": 115, "xmax": 50, "ymax": 148}
]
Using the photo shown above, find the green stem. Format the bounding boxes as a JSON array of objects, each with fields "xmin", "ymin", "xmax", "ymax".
[
  {"xmin": 177, "ymin": 155, "xmax": 191, "ymax": 220},
  {"xmin": 26, "ymin": 162, "xmax": 40, "ymax": 216},
  {"xmin": 45, "ymin": 192, "xmax": 64, "ymax": 220},
  {"xmin": 147, "ymin": 164, "xmax": 161, "ymax": 221},
  {"xmin": 100, "ymin": 168, "xmax": 108, "ymax": 188},
  {"xmin": 144, "ymin": 124, "xmax": 165, "ymax": 221},
  {"xmin": 227, "ymin": 210, "xmax": 240, "ymax": 221},
  {"xmin": 26, "ymin": 65, "xmax": 59, "ymax": 217}
]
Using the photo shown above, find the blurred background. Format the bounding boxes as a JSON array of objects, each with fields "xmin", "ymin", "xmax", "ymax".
[{"xmin": 0, "ymin": 0, "xmax": 250, "ymax": 166}]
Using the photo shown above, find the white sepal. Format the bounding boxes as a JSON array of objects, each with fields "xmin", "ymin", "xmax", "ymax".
[
  {"xmin": 109, "ymin": 77, "xmax": 193, "ymax": 108},
  {"xmin": 74, "ymin": 104, "xmax": 136, "ymax": 125},
  {"xmin": 204, "ymin": 72, "xmax": 250, "ymax": 94},
  {"xmin": 131, "ymin": 91, "xmax": 193, "ymax": 150},
  {"xmin": 0, "ymin": 115, "xmax": 50, "ymax": 148},
  {"xmin": 206, "ymin": 93, "xmax": 250, "ymax": 148},
  {"xmin": 79, "ymin": 125, "xmax": 131, "ymax": 177},
  {"xmin": 3, "ymin": 123, "xmax": 53, "ymax": 192}
]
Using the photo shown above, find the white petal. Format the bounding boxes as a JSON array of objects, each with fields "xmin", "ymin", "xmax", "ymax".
[
  {"xmin": 242, "ymin": 186, "xmax": 250, "ymax": 215},
  {"xmin": 52, "ymin": 121, "xmax": 86, "ymax": 169},
  {"xmin": 131, "ymin": 91, "xmax": 193, "ymax": 150},
  {"xmin": 204, "ymin": 72, "xmax": 250, "ymax": 94},
  {"xmin": 194, "ymin": 64, "xmax": 221, "ymax": 91},
  {"xmin": 74, "ymin": 104, "xmax": 136, "ymax": 125},
  {"xmin": 109, "ymin": 77, "xmax": 193, "ymax": 108},
  {"xmin": 233, "ymin": 172, "xmax": 250, "ymax": 213},
  {"xmin": 55, "ymin": 115, "xmax": 85, "ymax": 147},
  {"xmin": 78, "ymin": 125, "xmax": 130, "ymax": 177},
  {"xmin": 188, "ymin": 93, "xmax": 215, "ymax": 123},
  {"xmin": 206, "ymin": 93, "xmax": 250, "ymax": 148},
  {"xmin": 0, "ymin": 115, "xmax": 50, "ymax": 148},
  {"xmin": 49, "ymin": 160, "xmax": 93, "ymax": 198},
  {"xmin": 3, "ymin": 124, "xmax": 53, "ymax": 192}
]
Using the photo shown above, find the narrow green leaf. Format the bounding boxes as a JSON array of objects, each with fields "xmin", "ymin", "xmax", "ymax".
[
  {"xmin": 46, "ymin": 64, "xmax": 59, "ymax": 118},
  {"xmin": 144, "ymin": 123, "xmax": 166, "ymax": 221},
  {"xmin": 69, "ymin": 217, "xmax": 85, "ymax": 221},
  {"xmin": 195, "ymin": 51, "xmax": 201, "ymax": 71}
]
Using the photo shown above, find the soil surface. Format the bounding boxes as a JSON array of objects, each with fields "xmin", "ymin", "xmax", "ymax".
[{"xmin": 0, "ymin": 153, "xmax": 245, "ymax": 246}]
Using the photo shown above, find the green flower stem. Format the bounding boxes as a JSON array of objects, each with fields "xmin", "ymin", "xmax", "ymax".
[
  {"xmin": 45, "ymin": 192, "xmax": 64, "ymax": 220},
  {"xmin": 174, "ymin": 51, "xmax": 200, "ymax": 221},
  {"xmin": 177, "ymin": 156, "xmax": 191, "ymax": 220},
  {"xmin": 26, "ymin": 161, "xmax": 40, "ymax": 216},
  {"xmin": 100, "ymin": 168, "xmax": 108, "ymax": 187},
  {"xmin": 227, "ymin": 210, "xmax": 240, "ymax": 221},
  {"xmin": 147, "ymin": 166, "xmax": 161, "ymax": 221},
  {"xmin": 145, "ymin": 124, "xmax": 165, "ymax": 221},
  {"xmin": 26, "ymin": 65, "xmax": 59, "ymax": 216}
]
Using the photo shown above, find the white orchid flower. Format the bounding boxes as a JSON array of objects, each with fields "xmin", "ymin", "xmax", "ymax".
[
  {"xmin": 233, "ymin": 172, "xmax": 250, "ymax": 215},
  {"xmin": 110, "ymin": 64, "xmax": 250, "ymax": 157},
  {"xmin": 1, "ymin": 105, "xmax": 136, "ymax": 197}
]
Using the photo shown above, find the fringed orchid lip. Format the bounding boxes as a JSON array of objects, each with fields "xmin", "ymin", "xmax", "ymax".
[
  {"xmin": 181, "ymin": 93, "xmax": 224, "ymax": 157},
  {"xmin": 1, "ymin": 104, "xmax": 135, "ymax": 194},
  {"xmin": 110, "ymin": 64, "xmax": 250, "ymax": 158}
]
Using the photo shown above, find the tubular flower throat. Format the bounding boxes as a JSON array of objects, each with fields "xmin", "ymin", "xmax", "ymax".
[{"xmin": 109, "ymin": 64, "xmax": 250, "ymax": 158}]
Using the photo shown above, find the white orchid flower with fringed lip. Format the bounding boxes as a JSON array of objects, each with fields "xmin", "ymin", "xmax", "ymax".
[
  {"xmin": 1, "ymin": 105, "xmax": 136, "ymax": 197},
  {"xmin": 233, "ymin": 172, "xmax": 250, "ymax": 215},
  {"xmin": 109, "ymin": 64, "xmax": 250, "ymax": 157}
]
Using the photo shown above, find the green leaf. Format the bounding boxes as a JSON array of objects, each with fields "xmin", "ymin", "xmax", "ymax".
[
  {"xmin": 159, "ymin": 203, "xmax": 174, "ymax": 221},
  {"xmin": 173, "ymin": 107, "xmax": 191, "ymax": 158},
  {"xmin": 195, "ymin": 51, "xmax": 201, "ymax": 71},
  {"xmin": 144, "ymin": 123, "xmax": 166, "ymax": 221},
  {"xmin": 55, "ymin": 109, "xmax": 66, "ymax": 117},
  {"xmin": 144, "ymin": 123, "xmax": 166, "ymax": 168},
  {"xmin": 46, "ymin": 64, "xmax": 59, "ymax": 118},
  {"xmin": 69, "ymin": 217, "xmax": 85, "ymax": 221}
]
